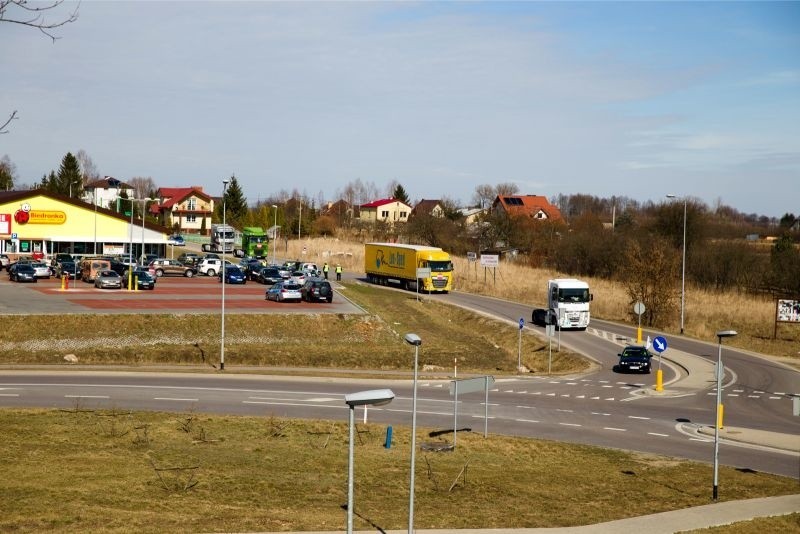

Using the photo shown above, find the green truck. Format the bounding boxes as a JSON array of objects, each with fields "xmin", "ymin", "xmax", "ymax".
[{"xmin": 235, "ymin": 227, "xmax": 269, "ymax": 259}]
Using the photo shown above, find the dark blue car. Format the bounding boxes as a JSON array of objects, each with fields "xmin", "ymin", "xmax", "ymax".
[{"xmin": 218, "ymin": 266, "xmax": 247, "ymax": 284}]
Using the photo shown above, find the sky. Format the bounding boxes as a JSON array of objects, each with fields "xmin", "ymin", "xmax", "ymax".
[{"xmin": 1, "ymin": 1, "xmax": 798, "ymax": 218}]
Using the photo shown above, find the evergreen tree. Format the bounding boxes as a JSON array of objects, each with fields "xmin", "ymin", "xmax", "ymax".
[
  {"xmin": 56, "ymin": 152, "xmax": 82, "ymax": 197},
  {"xmin": 223, "ymin": 174, "xmax": 249, "ymax": 227},
  {"xmin": 392, "ymin": 183, "xmax": 410, "ymax": 205}
]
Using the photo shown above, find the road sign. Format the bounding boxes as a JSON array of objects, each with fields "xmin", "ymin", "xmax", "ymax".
[
  {"xmin": 416, "ymin": 267, "xmax": 431, "ymax": 278},
  {"xmin": 519, "ymin": 317, "xmax": 525, "ymax": 330},
  {"xmin": 634, "ymin": 302, "xmax": 645, "ymax": 316},
  {"xmin": 449, "ymin": 376, "xmax": 495, "ymax": 396},
  {"xmin": 480, "ymin": 254, "xmax": 499, "ymax": 267},
  {"xmin": 11, "ymin": 233, "xmax": 18, "ymax": 239},
  {"xmin": 546, "ymin": 325, "xmax": 555, "ymax": 337},
  {"xmin": 653, "ymin": 336, "xmax": 668, "ymax": 353}
]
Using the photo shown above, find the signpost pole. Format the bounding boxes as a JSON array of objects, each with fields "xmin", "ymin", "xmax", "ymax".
[
  {"xmin": 453, "ymin": 381, "xmax": 458, "ymax": 448},
  {"xmin": 484, "ymin": 376, "xmax": 489, "ymax": 437},
  {"xmin": 517, "ymin": 317, "xmax": 524, "ymax": 372}
]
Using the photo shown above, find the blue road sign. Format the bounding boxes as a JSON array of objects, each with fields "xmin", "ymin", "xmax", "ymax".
[
  {"xmin": 519, "ymin": 317, "xmax": 525, "ymax": 329},
  {"xmin": 653, "ymin": 336, "xmax": 668, "ymax": 353}
]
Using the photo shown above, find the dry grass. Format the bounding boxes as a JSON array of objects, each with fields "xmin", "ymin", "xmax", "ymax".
[
  {"xmin": 0, "ymin": 408, "xmax": 796, "ymax": 533},
  {"xmin": 286, "ymin": 237, "xmax": 800, "ymax": 361},
  {"xmin": 683, "ymin": 513, "xmax": 800, "ymax": 533}
]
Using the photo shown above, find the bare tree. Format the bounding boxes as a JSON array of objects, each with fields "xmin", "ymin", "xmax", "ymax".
[
  {"xmin": 495, "ymin": 182, "xmax": 520, "ymax": 196},
  {"xmin": 472, "ymin": 184, "xmax": 496, "ymax": 209},
  {"xmin": 0, "ymin": 110, "xmax": 17, "ymax": 134},
  {"xmin": 0, "ymin": 154, "xmax": 17, "ymax": 190},
  {"xmin": 128, "ymin": 176, "xmax": 157, "ymax": 199},
  {"xmin": 0, "ymin": 0, "xmax": 80, "ymax": 42},
  {"xmin": 75, "ymin": 149, "xmax": 99, "ymax": 185}
]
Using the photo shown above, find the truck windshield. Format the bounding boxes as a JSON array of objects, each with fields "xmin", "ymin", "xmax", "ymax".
[
  {"xmin": 429, "ymin": 260, "xmax": 453, "ymax": 272},
  {"xmin": 558, "ymin": 289, "xmax": 590, "ymax": 303},
  {"xmin": 220, "ymin": 231, "xmax": 235, "ymax": 239}
]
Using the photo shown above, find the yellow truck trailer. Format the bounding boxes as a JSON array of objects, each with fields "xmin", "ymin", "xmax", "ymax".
[{"xmin": 364, "ymin": 243, "xmax": 453, "ymax": 292}]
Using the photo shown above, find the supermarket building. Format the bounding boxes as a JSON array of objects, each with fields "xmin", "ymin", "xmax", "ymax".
[{"xmin": 0, "ymin": 190, "xmax": 170, "ymax": 260}]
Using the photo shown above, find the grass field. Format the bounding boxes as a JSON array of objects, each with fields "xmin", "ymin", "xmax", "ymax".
[{"xmin": 0, "ymin": 409, "xmax": 796, "ymax": 533}]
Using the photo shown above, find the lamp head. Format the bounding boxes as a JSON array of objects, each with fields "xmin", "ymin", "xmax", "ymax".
[
  {"xmin": 666, "ymin": 194, "xmax": 676, "ymax": 199},
  {"xmin": 223, "ymin": 179, "xmax": 230, "ymax": 186},
  {"xmin": 344, "ymin": 388, "xmax": 395, "ymax": 407},
  {"xmin": 716, "ymin": 330, "xmax": 737, "ymax": 341},
  {"xmin": 404, "ymin": 333, "xmax": 422, "ymax": 346}
]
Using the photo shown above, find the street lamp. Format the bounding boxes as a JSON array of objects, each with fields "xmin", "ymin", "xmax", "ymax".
[
  {"xmin": 344, "ymin": 389, "xmax": 395, "ymax": 534},
  {"xmin": 220, "ymin": 178, "xmax": 230, "ymax": 371},
  {"xmin": 119, "ymin": 197, "xmax": 140, "ymax": 290},
  {"xmin": 666, "ymin": 194, "xmax": 687, "ymax": 334},
  {"xmin": 713, "ymin": 329, "xmax": 737, "ymax": 501},
  {"xmin": 298, "ymin": 198, "xmax": 302, "ymax": 241},
  {"xmin": 141, "ymin": 198, "xmax": 154, "ymax": 265},
  {"xmin": 404, "ymin": 332, "xmax": 422, "ymax": 534},
  {"xmin": 271, "ymin": 204, "xmax": 278, "ymax": 265}
]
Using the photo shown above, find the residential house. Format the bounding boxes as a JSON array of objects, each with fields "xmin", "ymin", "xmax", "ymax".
[
  {"xmin": 153, "ymin": 186, "xmax": 214, "ymax": 234},
  {"xmin": 359, "ymin": 198, "xmax": 411, "ymax": 224},
  {"xmin": 492, "ymin": 195, "xmax": 563, "ymax": 222},
  {"xmin": 458, "ymin": 207, "xmax": 486, "ymax": 226},
  {"xmin": 82, "ymin": 176, "xmax": 135, "ymax": 209},
  {"xmin": 410, "ymin": 199, "xmax": 445, "ymax": 219},
  {"xmin": 322, "ymin": 199, "xmax": 358, "ymax": 224}
]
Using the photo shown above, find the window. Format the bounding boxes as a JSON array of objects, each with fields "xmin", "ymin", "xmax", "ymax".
[
  {"xmin": 186, "ymin": 215, "xmax": 196, "ymax": 223},
  {"xmin": 187, "ymin": 198, "xmax": 197, "ymax": 210},
  {"xmin": 381, "ymin": 210, "xmax": 389, "ymax": 219},
  {"xmin": 400, "ymin": 212, "xmax": 407, "ymax": 218}
]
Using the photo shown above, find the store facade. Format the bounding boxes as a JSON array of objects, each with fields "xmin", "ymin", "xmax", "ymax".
[{"xmin": 0, "ymin": 190, "xmax": 170, "ymax": 261}]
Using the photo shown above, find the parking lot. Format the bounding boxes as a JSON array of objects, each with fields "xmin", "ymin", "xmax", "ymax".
[{"xmin": 0, "ymin": 274, "xmax": 363, "ymax": 315}]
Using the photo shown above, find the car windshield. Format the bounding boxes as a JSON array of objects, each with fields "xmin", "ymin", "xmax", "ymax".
[
  {"xmin": 557, "ymin": 288, "xmax": 590, "ymax": 303},
  {"xmin": 621, "ymin": 347, "xmax": 650, "ymax": 358}
]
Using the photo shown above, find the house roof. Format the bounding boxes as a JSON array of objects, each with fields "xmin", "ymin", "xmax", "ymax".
[
  {"xmin": 157, "ymin": 187, "xmax": 212, "ymax": 209},
  {"xmin": 84, "ymin": 176, "xmax": 132, "ymax": 190},
  {"xmin": 493, "ymin": 195, "xmax": 563, "ymax": 221},
  {"xmin": 411, "ymin": 199, "xmax": 442, "ymax": 216},
  {"xmin": 360, "ymin": 197, "xmax": 411, "ymax": 209}
]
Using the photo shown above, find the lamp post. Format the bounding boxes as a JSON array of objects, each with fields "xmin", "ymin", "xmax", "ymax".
[
  {"xmin": 119, "ymin": 197, "xmax": 139, "ymax": 290},
  {"xmin": 140, "ymin": 198, "xmax": 154, "ymax": 265},
  {"xmin": 404, "ymin": 333, "xmax": 422, "ymax": 534},
  {"xmin": 271, "ymin": 204, "xmax": 278, "ymax": 265},
  {"xmin": 666, "ymin": 194, "xmax": 687, "ymax": 334},
  {"xmin": 713, "ymin": 329, "xmax": 737, "ymax": 501},
  {"xmin": 298, "ymin": 198, "xmax": 302, "ymax": 241},
  {"xmin": 344, "ymin": 389, "xmax": 395, "ymax": 534},
  {"xmin": 220, "ymin": 179, "xmax": 230, "ymax": 371}
]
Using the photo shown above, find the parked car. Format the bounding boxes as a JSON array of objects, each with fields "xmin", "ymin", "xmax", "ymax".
[
  {"xmin": 167, "ymin": 234, "xmax": 186, "ymax": 246},
  {"xmin": 266, "ymin": 281, "xmax": 302, "ymax": 302},
  {"xmin": 197, "ymin": 258, "xmax": 234, "ymax": 277},
  {"xmin": 8, "ymin": 263, "xmax": 37, "ymax": 283},
  {"xmin": 289, "ymin": 270, "xmax": 309, "ymax": 286},
  {"xmin": 241, "ymin": 259, "xmax": 264, "ymax": 278},
  {"xmin": 55, "ymin": 260, "xmax": 79, "ymax": 279},
  {"xmin": 30, "ymin": 261, "xmax": 52, "ymax": 278},
  {"xmin": 50, "ymin": 253, "xmax": 73, "ymax": 269},
  {"xmin": 0, "ymin": 254, "xmax": 10, "ymax": 271},
  {"xmin": 140, "ymin": 253, "xmax": 159, "ymax": 267},
  {"xmin": 614, "ymin": 346, "xmax": 652, "ymax": 374},
  {"xmin": 125, "ymin": 269, "xmax": 156, "ymax": 290},
  {"xmin": 301, "ymin": 278, "xmax": 333, "ymax": 303},
  {"xmin": 219, "ymin": 265, "xmax": 247, "ymax": 284},
  {"xmin": 300, "ymin": 262, "xmax": 320, "ymax": 276},
  {"xmin": 148, "ymin": 258, "xmax": 196, "ymax": 278},
  {"xmin": 94, "ymin": 269, "xmax": 122, "ymax": 289},
  {"xmin": 177, "ymin": 252, "xmax": 201, "ymax": 266},
  {"xmin": 255, "ymin": 267, "xmax": 284, "ymax": 285}
]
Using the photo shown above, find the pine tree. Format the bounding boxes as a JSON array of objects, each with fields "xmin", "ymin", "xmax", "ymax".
[
  {"xmin": 392, "ymin": 183, "xmax": 410, "ymax": 205},
  {"xmin": 56, "ymin": 152, "xmax": 82, "ymax": 197},
  {"xmin": 223, "ymin": 174, "xmax": 249, "ymax": 227}
]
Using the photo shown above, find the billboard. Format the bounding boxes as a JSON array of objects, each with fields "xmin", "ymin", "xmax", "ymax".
[{"xmin": 777, "ymin": 299, "xmax": 800, "ymax": 323}]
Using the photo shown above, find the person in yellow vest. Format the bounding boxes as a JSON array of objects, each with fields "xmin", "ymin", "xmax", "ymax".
[
  {"xmin": 335, "ymin": 263, "xmax": 342, "ymax": 281},
  {"xmin": 323, "ymin": 262, "xmax": 329, "ymax": 280}
]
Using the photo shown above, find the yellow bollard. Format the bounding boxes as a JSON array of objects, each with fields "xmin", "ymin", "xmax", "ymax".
[
  {"xmin": 134, "ymin": 275, "xmax": 138, "ymax": 292},
  {"xmin": 717, "ymin": 404, "xmax": 724, "ymax": 429},
  {"xmin": 61, "ymin": 275, "xmax": 65, "ymax": 290},
  {"xmin": 655, "ymin": 369, "xmax": 663, "ymax": 392},
  {"xmin": 637, "ymin": 327, "xmax": 642, "ymax": 344}
]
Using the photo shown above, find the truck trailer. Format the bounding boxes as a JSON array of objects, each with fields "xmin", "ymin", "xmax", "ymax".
[
  {"xmin": 532, "ymin": 278, "xmax": 592, "ymax": 330},
  {"xmin": 364, "ymin": 243, "xmax": 453, "ymax": 292}
]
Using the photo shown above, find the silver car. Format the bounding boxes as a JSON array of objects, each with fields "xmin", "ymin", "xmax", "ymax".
[
  {"xmin": 94, "ymin": 269, "xmax": 122, "ymax": 289},
  {"xmin": 266, "ymin": 281, "xmax": 302, "ymax": 302},
  {"xmin": 30, "ymin": 262, "xmax": 52, "ymax": 278}
]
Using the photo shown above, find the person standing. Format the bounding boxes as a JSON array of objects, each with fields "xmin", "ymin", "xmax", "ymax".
[
  {"xmin": 335, "ymin": 263, "xmax": 342, "ymax": 281},
  {"xmin": 323, "ymin": 262, "xmax": 329, "ymax": 280}
]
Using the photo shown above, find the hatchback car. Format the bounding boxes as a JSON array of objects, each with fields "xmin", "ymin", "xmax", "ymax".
[
  {"xmin": 94, "ymin": 269, "xmax": 122, "ymax": 289},
  {"xmin": 301, "ymin": 278, "xmax": 333, "ymax": 303},
  {"xmin": 8, "ymin": 263, "xmax": 37, "ymax": 283},
  {"xmin": 0, "ymin": 253, "xmax": 11, "ymax": 271},
  {"xmin": 256, "ymin": 267, "xmax": 284, "ymax": 285},
  {"xmin": 56, "ymin": 260, "xmax": 79, "ymax": 279},
  {"xmin": 125, "ymin": 269, "xmax": 156, "ymax": 290},
  {"xmin": 289, "ymin": 270, "xmax": 308, "ymax": 286},
  {"xmin": 614, "ymin": 346, "xmax": 652, "ymax": 374},
  {"xmin": 266, "ymin": 281, "xmax": 302, "ymax": 302},
  {"xmin": 167, "ymin": 234, "xmax": 186, "ymax": 246},
  {"xmin": 30, "ymin": 262, "xmax": 52, "ymax": 278},
  {"xmin": 219, "ymin": 266, "xmax": 247, "ymax": 284}
]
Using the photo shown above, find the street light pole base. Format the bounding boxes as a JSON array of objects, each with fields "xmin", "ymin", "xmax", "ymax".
[
  {"xmin": 712, "ymin": 485, "xmax": 718, "ymax": 501},
  {"xmin": 220, "ymin": 362, "xmax": 225, "ymax": 371}
]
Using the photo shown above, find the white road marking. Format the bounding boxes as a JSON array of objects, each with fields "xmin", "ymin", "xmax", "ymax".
[
  {"xmin": 604, "ymin": 427, "xmax": 627, "ymax": 432},
  {"xmin": 754, "ymin": 390, "xmax": 765, "ymax": 394},
  {"xmin": 774, "ymin": 392, "xmax": 785, "ymax": 395},
  {"xmin": 769, "ymin": 396, "xmax": 782, "ymax": 400},
  {"xmin": 532, "ymin": 392, "xmax": 542, "ymax": 395},
  {"xmin": 690, "ymin": 438, "xmax": 711, "ymax": 442},
  {"xmin": 605, "ymin": 398, "xmax": 615, "ymax": 401},
  {"xmin": 598, "ymin": 380, "xmax": 609, "ymax": 383},
  {"xmin": 591, "ymin": 396, "xmax": 600, "ymax": 400},
  {"xmin": 65, "ymin": 395, "xmax": 109, "ymax": 399},
  {"xmin": 546, "ymin": 393, "xmax": 556, "ymax": 396},
  {"xmin": 727, "ymin": 394, "xmax": 739, "ymax": 397},
  {"xmin": 556, "ymin": 409, "xmax": 574, "ymax": 413},
  {"xmin": 591, "ymin": 412, "xmax": 611, "ymax": 416},
  {"xmin": 561, "ymin": 394, "xmax": 570, "ymax": 398},
  {"xmin": 576, "ymin": 395, "xmax": 585, "ymax": 399},
  {"xmin": 515, "ymin": 419, "xmax": 540, "ymax": 423},
  {"xmin": 154, "ymin": 397, "xmax": 198, "ymax": 402},
  {"xmin": 559, "ymin": 423, "xmax": 582, "ymax": 427},
  {"xmin": 549, "ymin": 381, "xmax": 561, "ymax": 384},
  {"xmin": 0, "ymin": 393, "xmax": 20, "ymax": 397},
  {"xmin": 602, "ymin": 385, "xmax": 613, "ymax": 388},
  {"xmin": 516, "ymin": 391, "xmax": 528, "ymax": 394},
  {"xmin": 628, "ymin": 416, "xmax": 650, "ymax": 420},
  {"xmin": 566, "ymin": 382, "xmax": 578, "ymax": 385},
  {"xmin": 244, "ymin": 401, "xmax": 342, "ymax": 409},
  {"xmin": 748, "ymin": 395, "xmax": 760, "ymax": 398},
  {"xmin": 648, "ymin": 432, "xmax": 669, "ymax": 437},
  {"xmin": 733, "ymin": 389, "xmax": 744, "ymax": 393}
]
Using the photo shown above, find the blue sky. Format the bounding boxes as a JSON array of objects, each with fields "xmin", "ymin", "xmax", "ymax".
[{"xmin": 2, "ymin": 1, "xmax": 798, "ymax": 217}]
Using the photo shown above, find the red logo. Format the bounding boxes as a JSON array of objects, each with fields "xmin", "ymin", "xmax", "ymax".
[{"xmin": 14, "ymin": 210, "xmax": 29, "ymax": 225}]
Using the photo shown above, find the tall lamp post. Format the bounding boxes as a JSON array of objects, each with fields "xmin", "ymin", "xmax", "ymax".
[
  {"xmin": 298, "ymin": 198, "xmax": 302, "ymax": 240},
  {"xmin": 344, "ymin": 389, "xmax": 395, "ymax": 534},
  {"xmin": 220, "ymin": 179, "xmax": 230, "ymax": 371},
  {"xmin": 404, "ymin": 333, "xmax": 422, "ymax": 534},
  {"xmin": 666, "ymin": 194, "xmax": 687, "ymax": 334},
  {"xmin": 271, "ymin": 204, "xmax": 278, "ymax": 265},
  {"xmin": 712, "ymin": 329, "xmax": 737, "ymax": 501},
  {"xmin": 140, "ymin": 198, "xmax": 154, "ymax": 265},
  {"xmin": 119, "ymin": 197, "xmax": 140, "ymax": 290}
]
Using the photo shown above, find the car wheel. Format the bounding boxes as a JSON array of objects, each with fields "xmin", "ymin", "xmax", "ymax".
[
  {"xmin": 185, "ymin": 270, "xmax": 194, "ymax": 278},
  {"xmin": 155, "ymin": 269, "xmax": 164, "ymax": 277},
  {"xmin": 207, "ymin": 269, "xmax": 216, "ymax": 277}
]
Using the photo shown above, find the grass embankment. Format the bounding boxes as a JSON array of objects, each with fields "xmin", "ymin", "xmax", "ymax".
[
  {"xmin": 686, "ymin": 513, "xmax": 800, "ymax": 533},
  {"xmin": 283, "ymin": 238, "xmax": 800, "ymax": 362},
  {"xmin": 0, "ymin": 282, "xmax": 586, "ymax": 376},
  {"xmin": 0, "ymin": 409, "xmax": 796, "ymax": 533}
]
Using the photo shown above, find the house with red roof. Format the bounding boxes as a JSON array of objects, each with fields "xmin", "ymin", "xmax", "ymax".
[
  {"xmin": 359, "ymin": 198, "xmax": 412, "ymax": 225},
  {"xmin": 153, "ymin": 186, "xmax": 215, "ymax": 234},
  {"xmin": 491, "ymin": 195, "xmax": 562, "ymax": 222}
]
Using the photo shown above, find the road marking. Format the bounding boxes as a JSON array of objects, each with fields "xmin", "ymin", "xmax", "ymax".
[
  {"xmin": 603, "ymin": 427, "xmax": 627, "ymax": 432},
  {"xmin": 516, "ymin": 391, "xmax": 528, "ymax": 394},
  {"xmin": 605, "ymin": 398, "xmax": 615, "ymax": 401},
  {"xmin": 733, "ymin": 389, "xmax": 744, "ymax": 393},
  {"xmin": 549, "ymin": 381, "xmax": 561, "ymax": 384},
  {"xmin": 748, "ymin": 395, "xmax": 760, "ymax": 398},
  {"xmin": 244, "ymin": 401, "xmax": 342, "ymax": 409},
  {"xmin": 591, "ymin": 412, "xmax": 611, "ymax": 416},
  {"xmin": 769, "ymin": 396, "xmax": 782, "ymax": 400},
  {"xmin": 598, "ymin": 380, "xmax": 609, "ymax": 383},
  {"xmin": 628, "ymin": 416, "xmax": 650, "ymax": 420},
  {"xmin": 690, "ymin": 438, "xmax": 711, "ymax": 442},
  {"xmin": 556, "ymin": 409, "xmax": 574, "ymax": 413},
  {"xmin": 504, "ymin": 389, "xmax": 515, "ymax": 393},
  {"xmin": 648, "ymin": 432, "xmax": 669, "ymax": 437},
  {"xmin": 546, "ymin": 393, "xmax": 556, "ymax": 396},
  {"xmin": 591, "ymin": 396, "xmax": 600, "ymax": 400},
  {"xmin": 154, "ymin": 397, "xmax": 198, "ymax": 402},
  {"xmin": 559, "ymin": 423, "xmax": 581, "ymax": 427},
  {"xmin": 561, "ymin": 394, "xmax": 570, "ymax": 398},
  {"xmin": 602, "ymin": 385, "xmax": 613, "ymax": 388},
  {"xmin": 774, "ymin": 392, "xmax": 785, "ymax": 395},
  {"xmin": 0, "ymin": 393, "xmax": 20, "ymax": 397},
  {"xmin": 385, "ymin": 408, "xmax": 449, "ymax": 416},
  {"xmin": 532, "ymin": 392, "xmax": 542, "ymax": 395},
  {"xmin": 566, "ymin": 382, "xmax": 578, "ymax": 385},
  {"xmin": 576, "ymin": 395, "xmax": 585, "ymax": 399},
  {"xmin": 727, "ymin": 394, "xmax": 739, "ymax": 397},
  {"xmin": 65, "ymin": 395, "xmax": 109, "ymax": 399},
  {"xmin": 515, "ymin": 419, "xmax": 540, "ymax": 423},
  {"xmin": 754, "ymin": 390, "xmax": 765, "ymax": 394}
]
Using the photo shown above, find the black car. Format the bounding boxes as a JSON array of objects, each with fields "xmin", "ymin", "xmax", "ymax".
[
  {"xmin": 9, "ymin": 263, "xmax": 37, "ymax": 283},
  {"xmin": 614, "ymin": 346, "xmax": 652, "ymax": 374},
  {"xmin": 301, "ymin": 278, "xmax": 333, "ymax": 303},
  {"xmin": 255, "ymin": 267, "xmax": 283, "ymax": 285},
  {"xmin": 56, "ymin": 260, "xmax": 80, "ymax": 279},
  {"xmin": 125, "ymin": 269, "xmax": 156, "ymax": 290}
]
